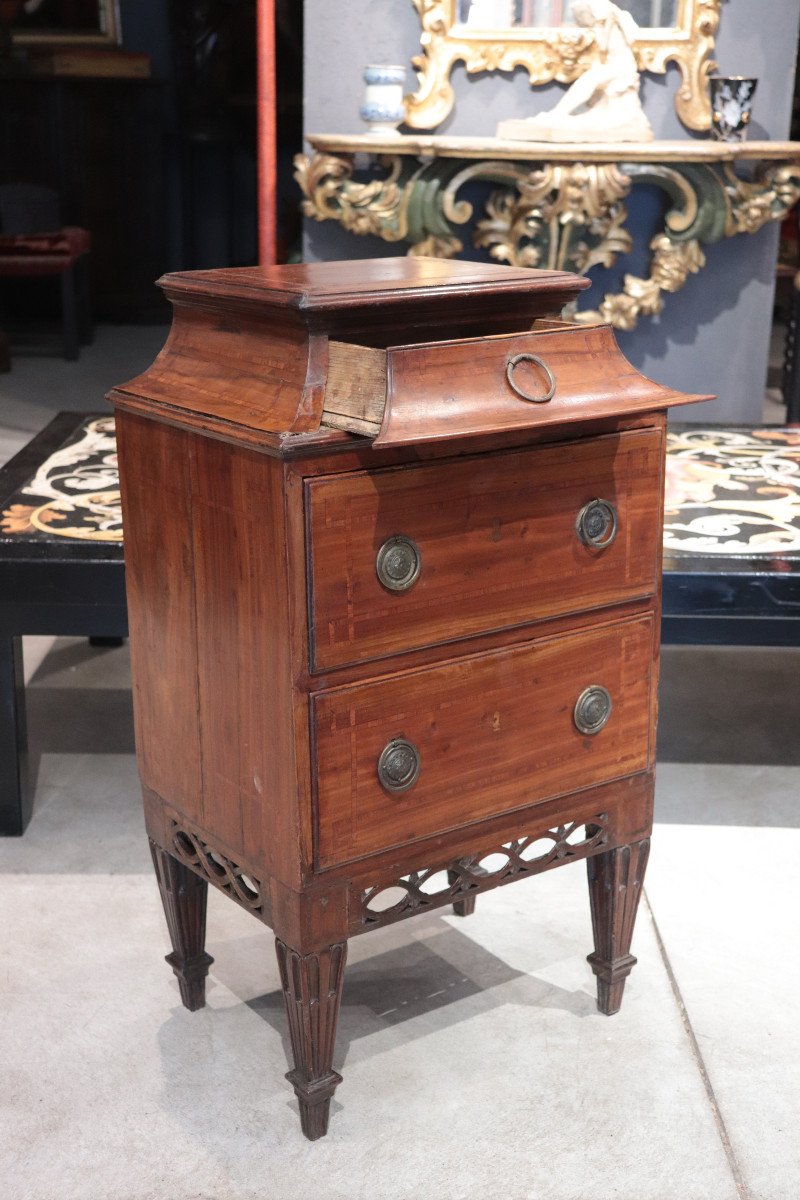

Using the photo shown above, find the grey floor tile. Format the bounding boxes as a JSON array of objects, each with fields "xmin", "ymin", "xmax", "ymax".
[
  {"xmin": 658, "ymin": 646, "xmax": 800, "ymax": 767},
  {"xmin": 0, "ymin": 869, "xmax": 738, "ymax": 1200},
  {"xmin": 647, "ymin": 811, "xmax": 800, "ymax": 1200},
  {"xmin": 0, "ymin": 354, "xmax": 794, "ymax": 1198},
  {"xmin": 655, "ymin": 761, "xmax": 800, "ymax": 827},
  {"xmin": 0, "ymin": 324, "xmax": 165, "ymax": 435}
]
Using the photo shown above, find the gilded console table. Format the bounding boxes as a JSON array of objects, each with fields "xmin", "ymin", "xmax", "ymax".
[{"xmin": 296, "ymin": 135, "xmax": 800, "ymax": 332}]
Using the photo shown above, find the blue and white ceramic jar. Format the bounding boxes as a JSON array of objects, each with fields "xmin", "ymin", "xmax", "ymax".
[{"xmin": 360, "ymin": 64, "xmax": 406, "ymax": 137}]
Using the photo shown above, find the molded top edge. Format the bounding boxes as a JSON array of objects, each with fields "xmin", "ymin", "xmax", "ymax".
[{"xmin": 157, "ymin": 257, "xmax": 590, "ymax": 313}]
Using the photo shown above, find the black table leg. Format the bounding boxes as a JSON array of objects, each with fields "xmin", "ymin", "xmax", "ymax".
[
  {"xmin": 60, "ymin": 265, "xmax": 80, "ymax": 362},
  {"xmin": 0, "ymin": 635, "xmax": 31, "ymax": 835},
  {"xmin": 77, "ymin": 254, "xmax": 94, "ymax": 347},
  {"xmin": 785, "ymin": 274, "xmax": 800, "ymax": 425}
]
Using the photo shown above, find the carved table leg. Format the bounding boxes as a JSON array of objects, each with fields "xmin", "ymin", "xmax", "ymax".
[
  {"xmin": 275, "ymin": 938, "xmax": 347, "ymax": 1141},
  {"xmin": 150, "ymin": 840, "xmax": 214, "ymax": 1012},
  {"xmin": 448, "ymin": 869, "xmax": 476, "ymax": 917},
  {"xmin": 586, "ymin": 838, "xmax": 650, "ymax": 1016},
  {"xmin": 0, "ymin": 635, "xmax": 31, "ymax": 835}
]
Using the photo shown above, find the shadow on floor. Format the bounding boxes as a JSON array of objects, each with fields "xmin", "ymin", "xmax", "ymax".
[
  {"xmin": 27, "ymin": 688, "xmax": 135, "ymax": 757},
  {"xmin": 657, "ymin": 644, "xmax": 800, "ymax": 765},
  {"xmin": 217, "ymin": 923, "xmax": 597, "ymax": 1072}
]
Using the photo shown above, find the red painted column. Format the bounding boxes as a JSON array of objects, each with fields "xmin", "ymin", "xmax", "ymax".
[{"xmin": 256, "ymin": 0, "xmax": 277, "ymax": 266}]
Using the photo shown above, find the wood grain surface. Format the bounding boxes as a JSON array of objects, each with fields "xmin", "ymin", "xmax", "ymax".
[
  {"xmin": 307, "ymin": 429, "xmax": 662, "ymax": 671},
  {"xmin": 375, "ymin": 324, "xmax": 708, "ymax": 446},
  {"xmin": 116, "ymin": 411, "xmax": 203, "ymax": 818},
  {"xmin": 117, "ymin": 413, "xmax": 304, "ymax": 888},
  {"xmin": 313, "ymin": 614, "xmax": 655, "ymax": 868}
]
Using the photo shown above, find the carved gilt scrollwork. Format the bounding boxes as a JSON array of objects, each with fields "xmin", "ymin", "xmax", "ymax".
[
  {"xmin": 474, "ymin": 162, "xmax": 632, "ymax": 274},
  {"xmin": 297, "ymin": 147, "xmax": 800, "ymax": 334},
  {"xmin": 406, "ymin": 0, "xmax": 721, "ymax": 132},
  {"xmin": 581, "ymin": 234, "xmax": 706, "ymax": 331},
  {"xmin": 295, "ymin": 151, "xmax": 469, "ymax": 255},
  {"xmin": 723, "ymin": 162, "xmax": 800, "ymax": 236},
  {"xmin": 295, "ymin": 152, "xmax": 409, "ymax": 243},
  {"xmin": 352, "ymin": 814, "xmax": 609, "ymax": 933}
]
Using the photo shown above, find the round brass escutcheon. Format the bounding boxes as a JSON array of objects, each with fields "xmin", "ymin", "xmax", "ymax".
[
  {"xmin": 574, "ymin": 686, "xmax": 613, "ymax": 736},
  {"xmin": 377, "ymin": 739, "xmax": 421, "ymax": 794},
  {"xmin": 576, "ymin": 499, "xmax": 618, "ymax": 548},
  {"xmin": 505, "ymin": 353, "xmax": 556, "ymax": 404},
  {"xmin": 376, "ymin": 535, "xmax": 421, "ymax": 592}
]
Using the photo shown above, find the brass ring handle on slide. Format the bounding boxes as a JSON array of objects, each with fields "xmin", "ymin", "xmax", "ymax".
[{"xmin": 505, "ymin": 353, "xmax": 556, "ymax": 404}]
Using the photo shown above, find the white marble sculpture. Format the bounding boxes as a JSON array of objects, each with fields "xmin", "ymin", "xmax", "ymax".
[{"xmin": 497, "ymin": 0, "xmax": 654, "ymax": 142}]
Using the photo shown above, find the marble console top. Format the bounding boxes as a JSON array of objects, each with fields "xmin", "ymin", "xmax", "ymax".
[{"xmin": 308, "ymin": 133, "xmax": 800, "ymax": 164}]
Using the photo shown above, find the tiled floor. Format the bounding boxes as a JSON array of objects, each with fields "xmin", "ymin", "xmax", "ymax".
[
  {"xmin": 0, "ymin": 637, "xmax": 798, "ymax": 1200},
  {"xmin": 1, "ymin": 330, "xmax": 798, "ymax": 1199},
  {"xmin": 0, "ymin": 322, "xmax": 166, "ymax": 465}
]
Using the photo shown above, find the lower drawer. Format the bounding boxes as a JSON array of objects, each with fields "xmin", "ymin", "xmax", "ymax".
[{"xmin": 313, "ymin": 614, "xmax": 655, "ymax": 868}]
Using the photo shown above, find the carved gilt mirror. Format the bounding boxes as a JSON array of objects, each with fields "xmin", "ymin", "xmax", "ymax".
[{"xmin": 406, "ymin": 0, "xmax": 721, "ymax": 131}]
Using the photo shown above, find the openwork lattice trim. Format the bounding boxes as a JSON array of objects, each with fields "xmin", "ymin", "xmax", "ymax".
[
  {"xmin": 353, "ymin": 815, "xmax": 609, "ymax": 932},
  {"xmin": 168, "ymin": 821, "xmax": 268, "ymax": 919}
]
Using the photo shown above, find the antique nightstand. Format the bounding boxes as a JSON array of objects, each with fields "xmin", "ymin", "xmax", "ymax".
[{"xmin": 109, "ymin": 258, "xmax": 707, "ymax": 1140}]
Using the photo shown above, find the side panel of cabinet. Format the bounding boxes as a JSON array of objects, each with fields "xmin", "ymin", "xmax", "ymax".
[
  {"xmin": 117, "ymin": 412, "xmax": 304, "ymax": 886},
  {"xmin": 188, "ymin": 437, "xmax": 302, "ymax": 885},
  {"xmin": 116, "ymin": 412, "xmax": 203, "ymax": 820}
]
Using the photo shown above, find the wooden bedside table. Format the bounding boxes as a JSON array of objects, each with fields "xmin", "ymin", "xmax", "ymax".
[{"xmin": 109, "ymin": 258, "xmax": 707, "ymax": 1140}]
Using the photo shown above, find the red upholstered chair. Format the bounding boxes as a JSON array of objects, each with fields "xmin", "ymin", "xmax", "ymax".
[{"xmin": 0, "ymin": 184, "xmax": 92, "ymax": 361}]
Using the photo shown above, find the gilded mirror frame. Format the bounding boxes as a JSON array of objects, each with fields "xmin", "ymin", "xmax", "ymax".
[{"xmin": 406, "ymin": 0, "xmax": 721, "ymax": 131}]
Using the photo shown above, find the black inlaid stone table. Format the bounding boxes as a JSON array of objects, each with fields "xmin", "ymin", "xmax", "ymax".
[
  {"xmin": 0, "ymin": 412, "xmax": 126, "ymax": 834},
  {"xmin": 662, "ymin": 426, "xmax": 800, "ymax": 645}
]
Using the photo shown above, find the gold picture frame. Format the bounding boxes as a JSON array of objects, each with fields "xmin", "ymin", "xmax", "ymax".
[
  {"xmin": 406, "ymin": 0, "xmax": 721, "ymax": 131},
  {"xmin": 10, "ymin": 0, "xmax": 120, "ymax": 45}
]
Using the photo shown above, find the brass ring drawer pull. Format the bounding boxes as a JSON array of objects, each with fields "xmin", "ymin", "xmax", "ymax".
[
  {"xmin": 574, "ymin": 686, "xmax": 613, "ymax": 736},
  {"xmin": 376, "ymin": 535, "xmax": 421, "ymax": 592},
  {"xmin": 576, "ymin": 499, "xmax": 618, "ymax": 548},
  {"xmin": 505, "ymin": 353, "xmax": 556, "ymax": 404},
  {"xmin": 377, "ymin": 739, "xmax": 421, "ymax": 794}
]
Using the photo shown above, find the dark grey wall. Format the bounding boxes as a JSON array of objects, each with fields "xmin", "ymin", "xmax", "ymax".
[{"xmin": 304, "ymin": 0, "xmax": 800, "ymax": 421}]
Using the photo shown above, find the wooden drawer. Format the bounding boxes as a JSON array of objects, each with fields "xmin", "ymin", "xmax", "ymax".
[
  {"xmin": 306, "ymin": 429, "xmax": 662, "ymax": 671},
  {"xmin": 313, "ymin": 614, "xmax": 655, "ymax": 868}
]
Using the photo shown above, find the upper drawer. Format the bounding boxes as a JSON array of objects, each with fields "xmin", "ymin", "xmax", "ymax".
[
  {"xmin": 320, "ymin": 323, "xmax": 705, "ymax": 445},
  {"xmin": 313, "ymin": 614, "xmax": 655, "ymax": 869},
  {"xmin": 306, "ymin": 429, "xmax": 662, "ymax": 671}
]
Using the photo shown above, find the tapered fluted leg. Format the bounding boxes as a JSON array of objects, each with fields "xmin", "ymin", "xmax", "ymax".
[
  {"xmin": 448, "ymin": 869, "xmax": 476, "ymax": 917},
  {"xmin": 587, "ymin": 839, "xmax": 650, "ymax": 1016},
  {"xmin": 150, "ymin": 840, "xmax": 214, "ymax": 1011},
  {"xmin": 276, "ymin": 938, "xmax": 347, "ymax": 1141}
]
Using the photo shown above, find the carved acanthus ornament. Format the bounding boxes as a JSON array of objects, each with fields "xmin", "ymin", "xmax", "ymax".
[
  {"xmin": 295, "ymin": 152, "xmax": 410, "ymax": 243},
  {"xmin": 581, "ymin": 235, "xmax": 706, "ymax": 331},
  {"xmin": 723, "ymin": 162, "xmax": 800, "ymax": 236},
  {"xmin": 406, "ymin": 0, "xmax": 721, "ymax": 132},
  {"xmin": 474, "ymin": 163, "xmax": 632, "ymax": 274}
]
